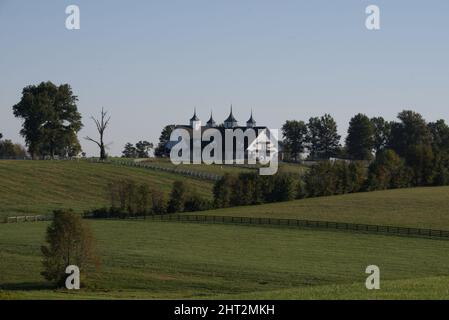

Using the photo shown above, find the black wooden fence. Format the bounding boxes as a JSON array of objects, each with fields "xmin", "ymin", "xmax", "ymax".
[{"xmin": 87, "ymin": 213, "xmax": 449, "ymax": 240}]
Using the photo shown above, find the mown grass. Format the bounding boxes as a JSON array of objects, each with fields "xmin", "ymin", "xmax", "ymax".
[
  {"xmin": 139, "ymin": 158, "xmax": 307, "ymax": 176},
  {"xmin": 193, "ymin": 186, "xmax": 449, "ymax": 230},
  {"xmin": 1, "ymin": 220, "xmax": 449, "ymax": 299},
  {"xmin": 0, "ymin": 160, "xmax": 213, "ymax": 218},
  {"xmin": 140, "ymin": 158, "xmax": 256, "ymax": 175}
]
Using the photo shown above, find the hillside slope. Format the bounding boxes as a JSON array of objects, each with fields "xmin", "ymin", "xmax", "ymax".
[
  {"xmin": 1, "ymin": 221, "xmax": 449, "ymax": 299},
  {"xmin": 0, "ymin": 160, "xmax": 213, "ymax": 217},
  {"xmin": 193, "ymin": 187, "xmax": 449, "ymax": 229}
]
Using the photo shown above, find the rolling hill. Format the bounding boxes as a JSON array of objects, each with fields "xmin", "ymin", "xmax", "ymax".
[
  {"xmin": 0, "ymin": 160, "xmax": 214, "ymax": 218},
  {"xmin": 192, "ymin": 186, "xmax": 449, "ymax": 230},
  {"xmin": 1, "ymin": 220, "xmax": 449, "ymax": 299}
]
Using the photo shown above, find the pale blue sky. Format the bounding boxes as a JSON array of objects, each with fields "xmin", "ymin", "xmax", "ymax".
[{"xmin": 1, "ymin": 0, "xmax": 448, "ymax": 156}]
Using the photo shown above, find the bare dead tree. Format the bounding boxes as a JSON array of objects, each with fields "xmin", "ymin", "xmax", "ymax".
[{"xmin": 85, "ymin": 108, "xmax": 111, "ymax": 160}]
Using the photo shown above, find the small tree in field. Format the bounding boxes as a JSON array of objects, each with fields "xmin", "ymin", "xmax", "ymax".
[{"xmin": 41, "ymin": 210, "xmax": 99, "ymax": 287}]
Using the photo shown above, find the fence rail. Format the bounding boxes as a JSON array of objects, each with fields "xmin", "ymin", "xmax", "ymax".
[
  {"xmin": 86, "ymin": 213, "xmax": 449, "ymax": 240},
  {"xmin": 6, "ymin": 211, "xmax": 448, "ymax": 240},
  {"xmin": 2, "ymin": 215, "xmax": 52, "ymax": 223},
  {"xmin": 89, "ymin": 158, "xmax": 222, "ymax": 181}
]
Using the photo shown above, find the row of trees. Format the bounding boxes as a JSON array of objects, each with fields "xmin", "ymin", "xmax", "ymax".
[
  {"xmin": 0, "ymin": 133, "xmax": 27, "ymax": 158},
  {"xmin": 281, "ymin": 114, "xmax": 341, "ymax": 161},
  {"xmin": 281, "ymin": 110, "xmax": 449, "ymax": 164},
  {"xmin": 121, "ymin": 141, "xmax": 154, "ymax": 158},
  {"xmin": 89, "ymin": 179, "xmax": 212, "ymax": 218},
  {"xmin": 213, "ymin": 172, "xmax": 297, "ymax": 208},
  {"xmin": 213, "ymin": 140, "xmax": 449, "ymax": 209}
]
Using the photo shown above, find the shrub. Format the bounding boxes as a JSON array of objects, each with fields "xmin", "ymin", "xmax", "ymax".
[{"xmin": 41, "ymin": 210, "xmax": 100, "ymax": 287}]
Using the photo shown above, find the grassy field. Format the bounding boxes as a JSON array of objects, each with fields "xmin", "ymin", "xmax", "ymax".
[
  {"xmin": 1, "ymin": 220, "xmax": 449, "ymax": 299},
  {"xmin": 140, "ymin": 158, "xmax": 256, "ymax": 175},
  {"xmin": 139, "ymin": 158, "xmax": 307, "ymax": 176},
  {"xmin": 0, "ymin": 160, "xmax": 213, "ymax": 218},
  {"xmin": 2, "ymin": 160, "xmax": 449, "ymax": 299},
  {"xmin": 193, "ymin": 186, "xmax": 449, "ymax": 230}
]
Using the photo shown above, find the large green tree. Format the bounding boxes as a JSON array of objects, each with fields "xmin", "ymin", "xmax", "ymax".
[
  {"xmin": 281, "ymin": 120, "xmax": 308, "ymax": 161},
  {"xmin": 389, "ymin": 110, "xmax": 432, "ymax": 158},
  {"xmin": 345, "ymin": 113, "xmax": 374, "ymax": 160},
  {"xmin": 389, "ymin": 111, "xmax": 434, "ymax": 185},
  {"xmin": 12, "ymin": 82, "xmax": 83, "ymax": 159},
  {"xmin": 307, "ymin": 114, "xmax": 341, "ymax": 159},
  {"xmin": 155, "ymin": 125, "xmax": 175, "ymax": 157}
]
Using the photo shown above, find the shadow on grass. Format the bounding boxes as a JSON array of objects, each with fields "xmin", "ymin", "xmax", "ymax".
[{"xmin": 0, "ymin": 282, "xmax": 54, "ymax": 291}]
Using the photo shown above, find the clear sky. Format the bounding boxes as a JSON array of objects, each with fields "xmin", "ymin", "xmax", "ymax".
[{"xmin": 1, "ymin": 0, "xmax": 448, "ymax": 156}]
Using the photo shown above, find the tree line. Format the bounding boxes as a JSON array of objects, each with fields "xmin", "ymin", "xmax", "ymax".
[
  {"xmin": 282, "ymin": 111, "xmax": 449, "ymax": 163},
  {"xmin": 0, "ymin": 132, "xmax": 27, "ymax": 158},
  {"xmin": 88, "ymin": 179, "xmax": 213, "ymax": 218}
]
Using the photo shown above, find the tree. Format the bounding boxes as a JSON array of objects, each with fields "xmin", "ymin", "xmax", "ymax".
[
  {"xmin": 307, "ymin": 114, "xmax": 341, "ymax": 159},
  {"xmin": 370, "ymin": 117, "xmax": 391, "ymax": 155},
  {"xmin": 270, "ymin": 174, "xmax": 295, "ymax": 202},
  {"xmin": 367, "ymin": 149, "xmax": 412, "ymax": 190},
  {"xmin": 135, "ymin": 140, "xmax": 153, "ymax": 158},
  {"xmin": 151, "ymin": 189, "xmax": 167, "ymax": 214},
  {"xmin": 388, "ymin": 111, "xmax": 434, "ymax": 185},
  {"xmin": 155, "ymin": 125, "xmax": 175, "ymax": 157},
  {"xmin": 41, "ymin": 210, "xmax": 99, "ymax": 287},
  {"xmin": 345, "ymin": 113, "xmax": 374, "ymax": 160},
  {"xmin": 0, "ymin": 139, "xmax": 27, "ymax": 158},
  {"xmin": 281, "ymin": 120, "xmax": 308, "ymax": 161},
  {"xmin": 12, "ymin": 82, "xmax": 83, "ymax": 159},
  {"xmin": 389, "ymin": 110, "xmax": 432, "ymax": 159},
  {"xmin": 85, "ymin": 108, "xmax": 110, "ymax": 160},
  {"xmin": 304, "ymin": 161, "xmax": 339, "ymax": 197},
  {"xmin": 428, "ymin": 120, "xmax": 449, "ymax": 154},
  {"xmin": 122, "ymin": 143, "xmax": 137, "ymax": 158},
  {"xmin": 428, "ymin": 120, "xmax": 449, "ymax": 185},
  {"xmin": 136, "ymin": 183, "xmax": 151, "ymax": 217},
  {"xmin": 213, "ymin": 174, "xmax": 237, "ymax": 208},
  {"xmin": 167, "ymin": 181, "xmax": 187, "ymax": 213}
]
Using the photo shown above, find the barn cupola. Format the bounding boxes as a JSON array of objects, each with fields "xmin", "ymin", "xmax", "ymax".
[
  {"xmin": 206, "ymin": 111, "xmax": 216, "ymax": 128},
  {"xmin": 190, "ymin": 108, "xmax": 201, "ymax": 130},
  {"xmin": 224, "ymin": 105, "xmax": 238, "ymax": 129},
  {"xmin": 246, "ymin": 110, "xmax": 256, "ymax": 128}
]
